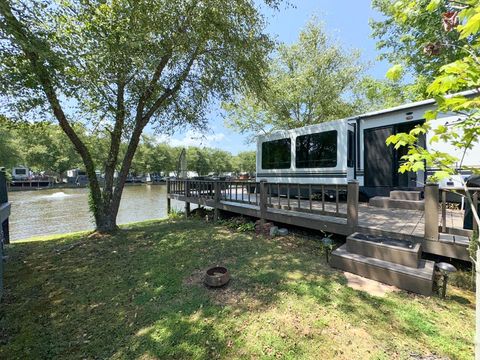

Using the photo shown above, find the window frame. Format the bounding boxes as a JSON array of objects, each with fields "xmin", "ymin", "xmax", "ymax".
[
  {"xmin": 295, "ymin": 130, "xmax": 338, "ymax": 169},
  {"xmin": 261, "ymin": 137, "xmax": 292, "ymax": 170}
]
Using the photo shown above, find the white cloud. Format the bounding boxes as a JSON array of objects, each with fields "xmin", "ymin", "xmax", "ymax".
[{"xmin": 156, "ymin": 130, "xmax": 226, "ymax": 148}]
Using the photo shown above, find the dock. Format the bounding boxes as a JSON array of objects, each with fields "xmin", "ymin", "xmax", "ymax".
[
  {"xmin": 167, "ymin": 179, "xmax": 477, "ymax": 261},
  {"xmin": 9, "ymin": 178, "xmax": 54, "ymax": 189}
]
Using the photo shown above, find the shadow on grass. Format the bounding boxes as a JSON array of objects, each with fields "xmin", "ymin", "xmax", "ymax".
[{"xmin": 0, "ymin": 219, "xmax": 474, "ymax": 359}]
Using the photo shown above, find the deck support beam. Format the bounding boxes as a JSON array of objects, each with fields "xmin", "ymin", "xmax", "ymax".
[
  {"xmin": 259, "ymin": 180, "xmax": 268, "ymax": 227},
  {"xmin": 424, "ymin": 183, "xmax": 439, "ymax": 241},
  {"xmin": 0, "ymin": 170, "xmax": 9, "ymax": 245},
  {"xmin": 347, "ymin": 180, "xmax": 359, "ymax": 232},
  {"xmin": 214, "ymin": 181, "xmax": 220, "ymax": 222},
  {"xmin": 184, "ymin": 180, "xmax": 190, "ymax": 217},
  {"xmin": 166, "ymin": 179, "xmax": 171, "ymax": 214}
]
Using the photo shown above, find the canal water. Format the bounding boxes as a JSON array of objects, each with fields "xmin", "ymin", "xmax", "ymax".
[{"xmin": 8, "ymin": 185, "xmax": 184, "ymax": 241}]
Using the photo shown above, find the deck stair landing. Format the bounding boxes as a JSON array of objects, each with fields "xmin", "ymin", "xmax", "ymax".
[
  {"xmin": 330, "ymin": 233, "xmax": 435, "ymax": 295},
  {"xmin": 369, "ymin": 190, "xmax": 424, "ymax": 210}
]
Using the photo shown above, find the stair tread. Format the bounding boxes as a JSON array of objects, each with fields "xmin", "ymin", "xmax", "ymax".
[
  {"xmin": 390, "ymin": 190, "xmax": 422, "ymax": 201},
  {"xmin": 347, "ymin": 232, "xmax": 420, "ymax": 253},
  {"xmin": 370, "ymin": 196, "xmax": 424, "ymax": 203},
  {"xmin": 332, "ymin": 245, "xmax": 434, "ymax": 280},
  {"xmin": 439, "ymin": 233, "xmax": 470, "ymax": 246},
  {"xmin": 391, "ymin": 190, "xmax": 421, "ymax": 193}
]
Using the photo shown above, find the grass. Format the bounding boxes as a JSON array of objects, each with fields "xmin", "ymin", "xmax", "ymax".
[{"xmin": 0, "ymin": 218, "xmax": 475, "ymax": 359}]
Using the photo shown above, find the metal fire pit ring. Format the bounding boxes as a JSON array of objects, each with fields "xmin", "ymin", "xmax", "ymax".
[{"xmin": 204, "ymin": 266, "xmax": 230, "ymax": 287}]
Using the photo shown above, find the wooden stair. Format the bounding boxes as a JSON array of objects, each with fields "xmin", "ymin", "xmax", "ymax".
[
  {"xmin": 369, "ymin": 190, "xmax": 424, "ymax": 210},
  {"xmin": 330, "ymin": 232, "xmax": 435, "ymax": 296}
]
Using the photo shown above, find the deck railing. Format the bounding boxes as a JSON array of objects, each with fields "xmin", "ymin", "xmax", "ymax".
[
  {"xmin": 167, "ymin": 178, "xmax": 359, "ymax": 229},
  {"xmin": 264, "ymin": 182, "xmax": 348, "ymax": 217},
  {"xmin": 439, "ymin": 186, "xmax": 479, "ymax": 234},
  {"xmin": 0, "ymin": 170, "xmax": 10, "ymax": 245},
  {"xmin": 0, "ymin": 169, "xmax": 11, "ymax": 300},
  {"xmin": 169, "ymin": 179, "xmax": 477, "ymax": 241}
]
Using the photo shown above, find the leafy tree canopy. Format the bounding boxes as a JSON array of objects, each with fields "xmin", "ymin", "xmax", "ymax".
[
  {"xmin": 380, "ymin": 0, "xmax": 480, "ymax": 182},
  {"xmin": 0, "ymin": 0, "xmax": 278, "ymax": 231},
  {"xmin": 223, "ymin": 19, "xmax": 365, "ymax": 138},
  {"xmin": 372, "ymin": 0, "xmax": 473, "ymax": 85}
]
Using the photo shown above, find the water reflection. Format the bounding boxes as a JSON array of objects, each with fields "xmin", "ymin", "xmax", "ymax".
[{"xmin": 8, "ymin": 185, "xmax": 184, "ymax": 241}]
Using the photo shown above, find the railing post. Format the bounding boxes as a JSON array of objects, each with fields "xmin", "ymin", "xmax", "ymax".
[
  {"xmin": 441, "ymin": 190, "xmax": 447, "ymax": 233},
  {"xmin": 424, "ymin": 183, "xmax": 439, "ymax": 241},
  {"xmin": 184, "ymin": 180, "xmax": 190, "ymax": 217},
  {"xmin": 166, "ymin": 178, "xmax": 171, "ymax": 214},
  {"xmin": 214, "ymin": 181, "xmax": 220, "ymax": 222},
  {"xmin": 347, "ymin": 180, "xmax": 359, "ymax": 231},
  {"xmin": 259, "ymin": 180, "xmax": 268, "ymax": 226},
  {"xmin": 473, "ymin": 190, "xmax": 479, "ymax": 233},
  {"xmin": 0, "ymin": 170, "xmax": 9, "ymax": 245}
]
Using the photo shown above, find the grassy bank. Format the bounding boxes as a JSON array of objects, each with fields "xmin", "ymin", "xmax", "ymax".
[{"xmin": 0, "ymin": 218, "xmax": 475, "ymax": 359}]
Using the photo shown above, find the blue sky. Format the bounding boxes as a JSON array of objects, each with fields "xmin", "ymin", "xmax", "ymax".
[{"xmin": 158, "ymin": 1, "xmax": 391, "ymax": 155}]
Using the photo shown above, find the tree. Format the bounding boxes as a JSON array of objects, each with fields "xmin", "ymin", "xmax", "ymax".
[
  {"xmin": 380, "ymin": 0, "xmax": 480, "ymax": 203},
  {"xmin": 17, "ymin": 122, "xmax": 81, "ymax": 176},
  {"xmin": 352, "ymin": 76, "xmax": 429, "ymax": 112},
  {"xmin": 0, "ymin": 117, "xmax": 82, "ymax": 177},
  {"xmin": 187, "ymin": 147, "xmax": 211, "ymax": 176},
  {"xmin": 233, "ymin": 151, "xmax": 256, "ymax": 174},
  {"xmin": 207, "ymin": 148, "xmax": 233, "ymax": 175},
  {"xmin": 0, "ymin": 117, "xmax": 21, "ymax": 171},
  {"xmin": 371, "ymin": 0, "xmax": 473, "ymax": 85},
  {"xmin": 0, "ymin": 0, "xmax": 280, "ymax": 232},
  {"xmin": 377, "ymin": 1, "xmax": 480, "ymax": 355},
  {"xmin": 223, "ymin": 19, "xmax": 365, "ymax": 138}
]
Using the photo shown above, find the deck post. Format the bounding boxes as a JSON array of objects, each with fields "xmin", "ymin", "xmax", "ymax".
[
  {"xmin": 0, "ymin": 170, "xmax": 9, "ymax": 245},
  {"xmin": 259, "ymin": 180, "xmax": 268, "ymax": 226},
  {"xmin": 347, "ymin": 180, "xmax": 359, "ymax": 231},
  {"xmin": 214, "ymin": 181, "xmax": 220, "ymax": 222},
  {"xmin": 184, "ymin": 180, "xmax": 190, "ymax": 217},
  {"xmin": 166, "ymin": 178, "xmax": 171, "ymax": 214},
  {"xmin": 473, "ymin": 191, "xmax": 479, "ymax": 233},
  {"xmin": 424, "ymin": 183, "xmax": 439, "ymax": 241}
]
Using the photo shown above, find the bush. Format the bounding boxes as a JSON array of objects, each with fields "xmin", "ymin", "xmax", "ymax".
[
  {"xmin": 168, "ymin": 209, "xmax": 184, "ymax": 221},
  {"xmin": 219, "ymin": 216, "xmax": 255, "ymax": 232}
]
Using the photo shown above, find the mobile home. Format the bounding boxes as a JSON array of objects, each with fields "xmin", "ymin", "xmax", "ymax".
[
  {"xmin": 256, "ymin": 95, "xmax": 480, "ymax": 198},
  {"xmin": 12, "ymin": 166, "xmax": 30, "ymax": 181}
]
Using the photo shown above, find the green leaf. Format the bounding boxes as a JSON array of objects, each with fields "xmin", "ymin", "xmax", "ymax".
[
  {"xmin": 433, "ymin": 170, "xmax": 452, "ymax": 180},
  {"xmin": 458, "ymin": 8, "xmax": 480, "ymax": 39},
  {"xmin": 424, "ymin": 110, "xmax": 438, "ymax": 120},
  {"xmin": 426, "ymin": 0, "xmax": 441, "ymax": 12},
  {"xmin": 386, "ymin": 64, "xmax": 403, "ymax": 81}
]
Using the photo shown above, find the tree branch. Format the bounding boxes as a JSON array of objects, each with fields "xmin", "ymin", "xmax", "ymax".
[
  {"xmin": 0, "ymin": 0, "xmax": 104, "ymax": 222},
  {"xmin": 142, "ymin": 48, "xmax": 200, "ymax": 123}
]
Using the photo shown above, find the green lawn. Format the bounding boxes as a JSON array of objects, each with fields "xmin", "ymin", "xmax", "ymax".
[{"xmin": 0, "ymin": 218, "xmax": 475, "ymax": 359}]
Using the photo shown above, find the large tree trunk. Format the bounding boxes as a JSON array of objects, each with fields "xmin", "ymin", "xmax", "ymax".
[
  {"xmin": 1, "ymin": 1, "xmax": 196, "ymax": 235},
  {"xmin": 0, "ymin": 0, "xmax": 105, "ymax": 230},
  {"xmin": 95, "ymin": 209, "xmax": 118, "ymax": 233}
]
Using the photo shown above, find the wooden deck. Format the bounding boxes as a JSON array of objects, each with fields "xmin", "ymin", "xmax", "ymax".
[{"xmin": 167, "ymin": 180, "xmax": 474, "ymax": 261}]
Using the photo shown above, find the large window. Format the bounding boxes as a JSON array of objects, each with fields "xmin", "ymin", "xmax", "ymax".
[
  {"xmin": 261, "ymin": 138, "xmax": 291, "ymax": 169},
  {"xmin": 296, "ymin": 131, "xmax": 337, "ymax": 168}
]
